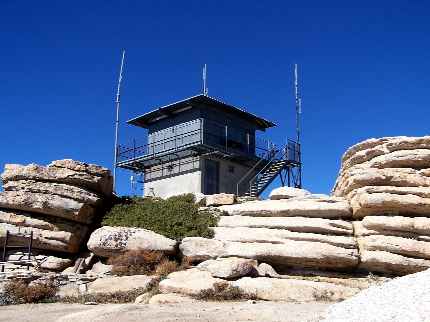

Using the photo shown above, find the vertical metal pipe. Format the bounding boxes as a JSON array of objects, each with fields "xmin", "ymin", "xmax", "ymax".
[
  {"xmin": 1, "ymin": 230, "xmax": 8, "ymax": 272},
  {"xmin": 294, "ymin": 64, "xmax": 301, "ymax": 145},
  {"xmin": 225, "ymin": 125, "xmax": 228, "ymax": 151},
  {"xmin": 200, "ymin": 118, "xmax": 204, "ymax": 145},
  {"xmin": 28, "ymin": 231, "xmax": 33, "ymax": 270},
  {"xmin": 113, "ymin": 50, "xmax": 126, "ymax": 192}
]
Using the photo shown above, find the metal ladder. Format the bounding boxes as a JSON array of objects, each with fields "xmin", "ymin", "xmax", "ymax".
[{"xmin": 1, "ymin": 230, "xmax": 34, "ymax": 272}]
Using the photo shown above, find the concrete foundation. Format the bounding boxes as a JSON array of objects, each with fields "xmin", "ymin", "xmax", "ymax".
[{"xmin": 144, "ymin": 171, "xmax": 202, "ymax": 199}]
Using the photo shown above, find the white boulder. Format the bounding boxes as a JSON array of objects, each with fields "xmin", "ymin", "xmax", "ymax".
[
  {"xmin": 269, "ymin": 186, "xmax": 311, "ymax": 200},
  {"xmin": 197, "ymin": 257, "xmax": 257, "ymax": 279},
  {"xmin": 206, "ymin": 193, "xmax": 235, "ymax": 206},
  {"xmin": 87, "ymin": 226, "xmax": 177, "ymax": 257}
]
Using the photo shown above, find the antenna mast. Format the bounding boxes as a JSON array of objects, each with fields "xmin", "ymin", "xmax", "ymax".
[
  {"xmin": 203, "ymin": 64, "xmax": 208, "ymax": 96},
  {"xmin": 294, "ymin": 63, "xmax": 302, "ymax": 144},
  {"xmin": 113, "ymin": 49, "xmax": 126, "ymax": 192}
]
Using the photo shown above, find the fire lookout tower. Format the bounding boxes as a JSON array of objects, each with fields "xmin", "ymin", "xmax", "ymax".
[{"xmin": 116, "ymin": 94, "xmax": 301, "ymax": 198}]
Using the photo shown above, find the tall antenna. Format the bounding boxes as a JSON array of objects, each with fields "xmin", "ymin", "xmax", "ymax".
[
  {"xmin": 294, "ymin": 63, "xmax": 302, "ymax": 144},
  {"xmin": 113, "ymin": 49, "xmax": 126, "ymax": 192},
  {"xmin": 202, "ymin": 64, "xmax": 208, "ymax": 96}
]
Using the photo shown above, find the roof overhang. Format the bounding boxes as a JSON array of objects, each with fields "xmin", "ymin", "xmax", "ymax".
[{"xmin": 127, "ymin": 94, "xmax": 276, "ymax": 131}]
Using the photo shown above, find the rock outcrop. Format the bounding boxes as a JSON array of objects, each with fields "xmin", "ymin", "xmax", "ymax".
[
  {"xmin": 184, "ymin": 193, "xmax": 358, "ymax": 272},
  {"xmin": 2, "ymin": 160, "xmax": 113, "ymax": 196},
  {"xmin": 0, "ymin": 159, "xmax": 113, "ymax": 272},
  {"xmin": 158, "ymin": 266, "xmax": 362, "ymax": 302},
  {"xmin": 333, "ymin": 136, "xmax": 430, "ymax": 274},
  {"xmin": 333, "ymin": 136, "xmax": 430, "ymax": 217}
]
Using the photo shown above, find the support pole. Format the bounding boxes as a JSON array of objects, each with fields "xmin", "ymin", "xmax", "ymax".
[
  {"xmin": 294, "ymin": 64, "xmax": 303, "ymax": 189},
  {"xmin": 113, "ymin": 50, "xmax": 126, "ymax": 192},
  {"xmin": 203, "ymin": 64, "xmax": 208, "ymax": 96},
  {"xmin": 294, "ymin": 64, "xmax": 301, "ymax": 145}
]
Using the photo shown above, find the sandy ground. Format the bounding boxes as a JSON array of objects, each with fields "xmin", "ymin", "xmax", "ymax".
[{"xmin": 0, "ymin": 301, "xmax": 331, "ymax": 322}]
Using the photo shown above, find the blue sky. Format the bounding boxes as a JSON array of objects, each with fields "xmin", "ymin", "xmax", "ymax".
[{"xmin": 1, "ymin": 1, "xmax": 429, "ymax": 196}]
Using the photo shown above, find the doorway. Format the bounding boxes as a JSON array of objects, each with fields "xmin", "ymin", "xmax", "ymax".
[{"xmin": 204, "ymin": 159, "xmax": 219, "ymax": 194}]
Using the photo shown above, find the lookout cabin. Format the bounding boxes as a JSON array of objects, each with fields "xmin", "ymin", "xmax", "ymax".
[{"xmin": 116, "ymin": 94, "xmax": 301, "ymax": 198}]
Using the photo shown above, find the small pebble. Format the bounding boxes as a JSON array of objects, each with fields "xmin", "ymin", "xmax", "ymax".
[{"xmin": 84, "ymin": 301, "xmax": 98, "ymax": 305}]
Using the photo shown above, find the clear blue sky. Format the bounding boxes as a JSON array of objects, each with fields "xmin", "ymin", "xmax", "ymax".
[{"xmin": 2, "ymin": 1, "xmax": 429, "ymax": 196}]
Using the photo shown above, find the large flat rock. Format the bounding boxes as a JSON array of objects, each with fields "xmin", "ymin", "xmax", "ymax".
[
  {"xmin": 87, "ymin": 226, "xmax": 177, "ymax": 257},
  {"xmin": 0, "ymin": 191, "xmax": 96, "ymax": 224},
  {"xmin": 334, "ymin": 167, "xmax": 430, "ymax": 197},
  {"xmin": 338, "ymin": 136, "xmax": 430, "ymax": 172},
  {"xmin": 51, "ymin": 301, "xmax": 332, "ymax": 322},
  {"xmin": 232, "ymin": 277, "xmax": 360, "ymax": 302},
  {"xmin": 353, "ymin": 221, "xmax": 430, "ymax": 241},
  {"xmin": 159, "ymin": 268, "xmax": 226, "ymax": 296},
  {"xmin": 87, "ymin": 275, "xmax": 158, "ymax": 294},
  {"xmin": 218, "ymin": 197, "xmax": 352, "ymax": 219},
  {"xmin": 362, "ymin": 215, "xmax": 430, "ymax": 235},
  {"xmin": 2, "ymin": 159, "xmax": 113, "ymax": 196},
  {"xmin": 213, "ymin": 227, "xmax": 357, "ymax": 248},
  {"xmin": 357, "ymin": 235, "xmax": 430, "ymax": 260},
  {"xmin": 0, "ymin": 209, "xmax": 77, "ymax": 231},
  {"xmin": 218, "ymin": 215, "xmax": 353, "ymax": 235},
  {"xmin": 180, "ymin": 237, "xmax": 359, "ymax": 270},
  {"xmin": 359, "ymin": 250, "xmax": 430, "ymax": 275},
  {"xmin": 348, "ymin": 186, "xmax": 430, "ymax": 218},
  {"xmin": 363, "ymin": 149, "xmax": 430, "ymax": 170},
  {"xmin": 3, "ymin": 180, "xmax": 101, "ymax": 205}
]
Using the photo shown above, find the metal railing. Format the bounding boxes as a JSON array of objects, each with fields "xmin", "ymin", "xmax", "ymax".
[
  {"xmin": 117, "ymin": 129, "xmax": 202, "ymax": 163},
  {"xmin": 116, "ymin": 118, "xmax": 275, "ymax": 164}
]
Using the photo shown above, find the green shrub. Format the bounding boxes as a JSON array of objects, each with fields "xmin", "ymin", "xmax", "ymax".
[{"xmin": 102, "ymin": 194, "xmax": 218, "ymax": 240}]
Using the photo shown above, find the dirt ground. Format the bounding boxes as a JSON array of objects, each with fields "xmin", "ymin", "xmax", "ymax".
[{"xmin": 0, "ymin": 301, "xmax": 331, "ymax": 322}]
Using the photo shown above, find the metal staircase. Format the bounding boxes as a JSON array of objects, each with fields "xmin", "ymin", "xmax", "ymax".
[
  {"xmin": 246, "ymin": 159, "xmax": 289, "ymax": 197},
  {"xmin": 236, "ymin": 139, "xmax": 302, "ymax": 198}
]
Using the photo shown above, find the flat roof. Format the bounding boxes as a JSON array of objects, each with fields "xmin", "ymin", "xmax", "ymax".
[{"xmin": 127, "ymin": 94, "xmax": 276, "ymax": 130}]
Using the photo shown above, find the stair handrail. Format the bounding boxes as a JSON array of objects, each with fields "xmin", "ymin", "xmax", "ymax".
[
  {"xmin": 247, "ymin": 144, "xmax": 289, "ymax": 196},
  {"xmin": 235, "ymin": 147, "xmax": 276, "ymax": 196}
]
